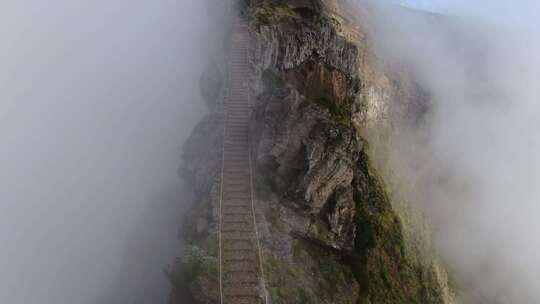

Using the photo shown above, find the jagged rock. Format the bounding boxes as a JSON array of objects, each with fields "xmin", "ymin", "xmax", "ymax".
[
  {"xmin": 252, "ymin": 7, "xmax": 359, "ymax": 77},
  {"xmin": 252, "ymin": 83, "xmax": 359, "ymax": 250},
  {"xmin": 250, "ymin": 10, "xmax": 361, "ymax": 251}
]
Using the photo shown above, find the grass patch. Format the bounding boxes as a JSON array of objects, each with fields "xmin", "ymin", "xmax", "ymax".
[
  {"xmin": 292, "ymin": 239, "xmax": 303, "ymax": 259},
  {"xmin": 312, "ymin": 96, "xmax": 351, "ymax": 126},
  {"xmin": 166, "ymin": 246, "xmax": 218, "ymax": 288},
  {"xmin": 348, "ymin": 150, "xmax": 449, "ymax": 303}
]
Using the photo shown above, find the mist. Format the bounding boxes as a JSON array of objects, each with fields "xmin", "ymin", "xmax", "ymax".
[
  {"xmin": 364, "ymin": 0, "xmax": 540, "ymax": 302},
  {"xmin": 0, "ymin": 1, "xmax": 216, "ymax": 303}
]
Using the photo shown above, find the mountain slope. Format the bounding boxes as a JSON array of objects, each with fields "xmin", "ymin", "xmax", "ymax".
[{"xmin": 169, "ymin": 1, "xmax": 456, "ymax": 303}]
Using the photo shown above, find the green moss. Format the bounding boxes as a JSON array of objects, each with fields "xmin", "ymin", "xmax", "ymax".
[
  {"xmin": 314, "ymin": 96, "xmax": 341, "ymax": 116},
  {"xmin": 349, "ymin": 151, "xmax": 446, "ymax": 303},
  {"xmin": 445, "ymin": 265, "xmax": 460, "ymax": 292},
  {"xmin": 264, "ymin": 239, "xmax": 356, "ymax": 303},
  {"xmin": 252, "ymin": 1, "xmax": 301, "ymax": 26},
  {"xmin": 312, "ymin": 96, "xmax": 351, "ymax": 126},
  {"xmin": 270, "ymin": 287, "xmax": 279, "ymax": 303},
  {"xmin": 298, "ymin": 287, "xmax": 309, "ymax": 303},
  {"xmin": 168, "ymin": 246, "xmax": 218, "ymax": 287},
  {"xmin": 292, "ymin": 239, "xmax": 303, "ymax": 259},
  {"xmin": 264, "ymin": 256, "xmax": 298, "ymax": 304}
]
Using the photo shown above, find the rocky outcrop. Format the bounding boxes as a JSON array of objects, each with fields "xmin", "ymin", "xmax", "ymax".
[
  {"xmin": 169, "ymin": 0, "xmax": 455, "ymax": 303},
  {"xmin": 251, "ymin": 67, "xmax": 360, "ymax": 253}
]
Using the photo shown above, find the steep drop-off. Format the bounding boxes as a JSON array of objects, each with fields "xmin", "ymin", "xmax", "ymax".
[{"xmin": 169, "ymin": 1, "xmax": 455, "ymax": 303}]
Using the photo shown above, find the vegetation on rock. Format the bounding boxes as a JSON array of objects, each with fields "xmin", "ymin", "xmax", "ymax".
[
  {"xmin": 349, "ymin": 151, "xmax": 449, "ymax": 303},
  {"xmin": 253, "ymin": 1, "xmax": 302, "ymax": 26}
]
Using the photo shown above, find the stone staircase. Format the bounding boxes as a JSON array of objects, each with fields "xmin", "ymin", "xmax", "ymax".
[{"xmin": 218, "ymin": 21, "xmax": 267, "ymax": 304}]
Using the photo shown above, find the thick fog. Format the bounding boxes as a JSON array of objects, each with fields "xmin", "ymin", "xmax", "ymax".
[
  {"xmin": 365, "ymin": 0, "xmax": 540, "ymax": 302},
  {"xmin": 0, "ymin": 1, "xmax": 216, "ymax": 303}
]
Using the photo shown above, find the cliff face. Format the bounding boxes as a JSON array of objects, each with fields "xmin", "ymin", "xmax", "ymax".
[{"xmin": 169, "ymin": 1, "xmax": 455, "ymax": 303}]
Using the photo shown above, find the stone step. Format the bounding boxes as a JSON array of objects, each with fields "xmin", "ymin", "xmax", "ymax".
[
  {"xmin": 222, "ymin": 200, "xmax": 250, "ymax": 208},
  {"xmin": 227, "ymin": 109, "xmax": 249, "ymax": 113},
  {"xmin": 223, "ymin": 285, "xmax": 259, "ymax": 297},
  {"xmin": 224, "ymin": 188, "xmax": 251, "ymax": 195},
  {"xmin": 227, "ymin": 107, "xmax": 249, "ymax": 111},
  {"xmin": 224, "ymin": 259, "xmax": 258, "ymax": 271},
  {"xmin": 226, "ymin": 125, "xmax": 249, "ymax": 130},
  {"xmin": 225, "ymin": 137, "xmax": 248, "ymax": 142},
  {"xmin": 224, "ymin": 149, "xmax": 249, "ymax": 154},
  {"xmin": 224, "ymin": 141, "xmax": 248, "ymax": 146},
  {"xmin": 227, "ymin": 126, "xmax": 248, "ymax": 130},
  {"xmin": 224, "ymin": 181, "xmax": 250, "ymax": 188},
  {"xmin": 222, "ymin": 175, "xmax": 249, "ymax": 181},
  {"xmin": 221, "ymin": 223, "xmax": 252, "ymax": 232},
  {"xmin": 224, "ymin": 193, "xmax": 251, "ymax": 200},
  {"xmin": 223, "ymin": 168, "xmax": 250, "ymax": 174},
  {"xmin": 224, "ymin": 142, "xmax": 248, "ymax": 148},
  {"xmin": 223, "ymin": 157, "xmax": 248, "ymax": 163},
  {"xmin": 223, "ymin": 158, "xmax": 249, "ymax": 163},
  {"xmin": 224, "ymin": 149, "xmax": 249, "ymax": 155},
  {"xmin": 224, "ymin": 271, "xmax": 259, "ymax": 284},
  {"xmin": 223, "ymin": 214, "xmax": 250, "ymax": 224},
  {"xmin": 225, "ymin": 133, "xmax": 248, "ymax": 139},
  {"xmin": 226, "ymin": 129, "xmax": 248, "ymax": 133},
  {"xmin": 224, "ymin": 146, "xmax": 248, "ymax": 151},
  {"xmin": 226, "ymin": 121, "xmax": 248, "ymax": 126},
  {"xmin": 227, "ymin": 115, "xmax": 248, "ymax": 119},
  {"xmin": 224, "ymin": 143, "xmax": 248, "ymax": 148},
  {"xmin": 223, "ymin": 240, "xmax": 253, "ymax": 251},
  {"xmin": 226, "ymin": 108, "xmax": 248, "ymax": 112},
  {"xmin": 227, "ymin": 105, "xmax": 248, "ymax": 109},
  {"xmin": 225, "ymin": 129, "xmax": 248, "ymax": 133},
  {"xmin": 223, "ymin": 166, "xmax": 249, "ymax": 172},
  {"xmin": 223, "ymin": 176, "xmax": 250, "ymax": 182},
  {"xmin": 224, "ymin": 152, "xmax": 248, "ymax": 157},
  {"xmin": 226, "ymin": 100, "xmax": 248, "ymax": 104},
  {"xmin": 222, "ymin": 231, "xmax": 253, "ymax": 239},
  {"xmin": 222, "ymin": 207, "xmax": 250, "ymax": 215},
  {"xmin": 225, "ymin": 141, "xmax": 248, "ymax": 146},
  {"xmin": 224, "ymin": 185, "xmax": 250, "ymax": 193},
  {"xmin": 226, "ymin": 106, "xmax": 248, "ymax": 111},
  {"xmin": 223, "ymin": 295, "xmax": 260, "ymax": 304},
  {"xmin": 224, "ymin": 144, "xmax": 248, "ymax": 151},
  {"xmin": 225, "ymin": 134, "xmax": 248, "ymax": 138},
  {"xmin": 223, "ymin": 250, "xmax": 257, "ymax": 262}
]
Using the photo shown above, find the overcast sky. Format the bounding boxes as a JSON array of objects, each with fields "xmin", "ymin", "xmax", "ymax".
[{"xmin": 402, "ymin": 0, "xmax": 540, "ymax": 27}]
